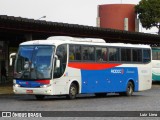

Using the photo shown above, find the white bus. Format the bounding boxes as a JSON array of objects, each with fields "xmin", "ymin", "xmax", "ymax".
[
  {"xmin": 12, "ymin": 36, "xmax": 152, "ymax": 100},
  {"xmin": 152, "ymin": 47, "xmax": 160, "ymax": 82}
]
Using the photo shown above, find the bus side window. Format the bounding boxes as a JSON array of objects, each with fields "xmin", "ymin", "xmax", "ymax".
[
  {"xmin": 109, "ymin": 48, "xmax": 120, "ymax": 61},
  {"xmin": 69, "ymin": 45, "xmax": 82, "ymax": 61},
  {"xmin": 132, "ymin": 49, "xmax": 142, "ymax": 62},
  {"xmin": 54, "ymin": 44, "xmax": 67, "ymax": 78},
  {"xmin": 82, "ymin": 46, "xmax": 95, "ymax": 61},
  {"xmin": 102, "ymin": 48, "xmax": 108, "ymax": 61},
  {"xmin": 96, "ymin": 47, "xmax": 107, "ymax": 62},
  {"xmin": 69, "ymin": 45, "xmax": 75, "ymax": 60},
  {"xmin": 152, "ymin": 51, "xmax": 158, "ymax": 60},
  {"xmin": 82, "ymin": 46, "xmax": 88, "ymax": 60},
  {"xmin": 143, "ymin": 49, "xmax": 151, "ymax": 63},
  {"xmin": 75, "ymin": 46, "xmax": 81, "ymax": 60},
  {"xmin": 96, "ymin": 47, "xmax": 102, "ymax": 61},
  {"xmin": 121, "ymin": 48, "xmax": 131, "ymax": 62}
]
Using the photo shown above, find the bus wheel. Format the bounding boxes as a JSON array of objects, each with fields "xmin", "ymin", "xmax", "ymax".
[
  {"xmin": 35, "ymin": 95, "xmax": 45, "ymax": 100},
  {"xmin": 67, "ymin": 83, "xmax": 77, "ymax": 100},
  {"xmin": 126, "ymin": 81, "xmax": 134, "ymax": 96},
  {"xmin": 119, "ymin": 81, "xmax": 134, "ymax": 96}
]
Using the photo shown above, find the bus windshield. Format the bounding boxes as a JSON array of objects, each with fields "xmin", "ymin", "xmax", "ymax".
[{"xmin": 14, "ymin": 45, "xmax": 54, "ymax": 79}]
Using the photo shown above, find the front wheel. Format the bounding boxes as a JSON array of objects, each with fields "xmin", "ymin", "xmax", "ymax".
[{"xmin": 66, "ymin": 83, "xmax": 77, "ymax": 100}]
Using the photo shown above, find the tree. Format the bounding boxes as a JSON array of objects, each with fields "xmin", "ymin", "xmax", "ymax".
[{"xmin": 135, "ymin": 0, "xmax": 160, "ymax": 35}]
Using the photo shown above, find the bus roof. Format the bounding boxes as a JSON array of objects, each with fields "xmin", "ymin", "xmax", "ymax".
[
  {"xmin": 20, "ymin": 36, "xmax": 151, "ymax": 49},
  {"xmin": 47, "ymin": 36, "xmax": 106, "ymax": 43}
]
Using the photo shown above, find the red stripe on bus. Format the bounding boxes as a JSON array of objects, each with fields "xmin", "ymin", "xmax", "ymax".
[
  {"xmin": 68, "ymin": 62, "xmax": 121, "ymax": 70},
  {"xmin": 35, "ymin": 80, "xmax": 50, "ymax": 84}
]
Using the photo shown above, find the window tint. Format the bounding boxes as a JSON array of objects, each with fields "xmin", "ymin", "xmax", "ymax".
[
  {"xmin": 82, "ymin": 46, "xmax": 95, "ymax": 61},
  {"xmin": 132, "ymin": 49, "xmax": 142, "ymax": 62},
  {"xmin": 69, "ymin": 45, "xmax": 75, "ymax": 60},
  {"xmin": 96, "ymin": 47, "xmax": 107, "ymax": 62},
  {"xmin": 121, "ymin": 48, "xmax": 131, "ymax": 62},
  {"xmin": 143, "ymin": 49, "xmax": 151, "ymax": 63},
  {"xmin": 75, "ymin": 46, "xmax": 81, "ymax": 60},
  {"xmin": 69, "ymin": 45, "xmax": 81, "ymax": 61},
  {"xmin": 68, "ymin": 44, "xmax": 150, "ymax": 64},
  {"xmin": 54, "ymin": 44, "xmax": 67, "ymax": 78},
  {"xmin": 152, "ymin": 50, "xmax": 160, "ymax": 60},
  {"xmin": 109, "ymin": 48, "xmax": 120, "ymax": 61}
]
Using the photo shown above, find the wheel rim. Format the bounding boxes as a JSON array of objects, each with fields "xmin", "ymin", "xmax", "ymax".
[
  {"xmin": 128, "ymin": 83, "xmax": 133, "ymax": 95},
  {"xmin": 128, "ymin": 86, "xmax": 131, "ymax": 94},
  {"xmin": 70, "ymin": 86, "xmax": 76, "ymax": 96}
]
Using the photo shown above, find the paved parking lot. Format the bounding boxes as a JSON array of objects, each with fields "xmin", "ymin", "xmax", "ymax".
[{"xmin": 0, "ymin": 83, "xmax": 160, "ymax": 119}]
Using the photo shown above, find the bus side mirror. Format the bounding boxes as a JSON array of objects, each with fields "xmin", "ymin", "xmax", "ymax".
[
  {"xmin": 9, "ymin": 53, "xmax": 16, "ymax": 66},
  {"xmin": 55, "ymin": 55, "xmax": 60, "ymax": 68},
  {"xmin": 56, "ymin": 59, "xmax": 60, "ymax": 68}
]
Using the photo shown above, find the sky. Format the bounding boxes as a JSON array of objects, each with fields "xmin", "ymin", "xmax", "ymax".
[{"xmin": 0, "ymin": 0, "xmax": 158, "ymax": 34}]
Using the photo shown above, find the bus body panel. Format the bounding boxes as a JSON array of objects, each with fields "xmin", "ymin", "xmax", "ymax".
[
  {"xmin": 14, "ymin": 62, "xmax": 152, "ymax": 95},
  {"xmin": 13, "ymin": 79, "xmax": 54, "ymax": 95},
  {"xmin": 51, "ymin": 68, "xmax": 82, "ymax": 95},
  {"xmin": 12, "ymin": 36, "xmax": 152, "ymax": 97},
  {"xmin": 80, "ymin": 67, "xmax": 138, "ymax": 93},
  {"xmin": 13, "ymin": 68, "xmax": 82, "ymax": 95},
  {"xmin": 68, "ymin": 62, "xmax": 152, "ymax": 94},
  {"xmin": 138, "ymin": 66, "xmax": 152, "ymax": 91},
  {"xmin": 152, "ymin": 60, "xmax": 160, "ymax": 81},
  {"xmin": 119, "ymin": 64, "xmax": 152, "ymax": 91},
  {"xmin": 152, "ymin": 48, "xmax": 160, "ymax": 82}
]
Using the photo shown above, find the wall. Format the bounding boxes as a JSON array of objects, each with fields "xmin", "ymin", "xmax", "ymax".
[{"xmin": 98, "ymin": 4, "xmax": 136, "ymax": 32}]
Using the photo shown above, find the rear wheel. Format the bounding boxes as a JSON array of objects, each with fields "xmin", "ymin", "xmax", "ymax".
[
  {"xmin": 126, "ymin": 81, "xmax": 134, "ymax": 96},
  {"xmin": 66, "ymin": 83, "xmax": 77, "ymax": 100},
  {"xmin": 120, "ymin": 81, "xmax": 134, "ymax": 96},
  {"xmin": 35, "ymin": 95, "xmax": 45, "ymax": 100}
]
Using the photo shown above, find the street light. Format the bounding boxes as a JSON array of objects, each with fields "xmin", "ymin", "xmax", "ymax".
[{"xmin": 38, "ymin": 16, "xmax": 46, "ymax": 20}]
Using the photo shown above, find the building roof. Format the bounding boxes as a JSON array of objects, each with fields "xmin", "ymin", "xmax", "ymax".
[{"xmin": 0, "ymin": 15, "xmax": 160, "ymax": 46}]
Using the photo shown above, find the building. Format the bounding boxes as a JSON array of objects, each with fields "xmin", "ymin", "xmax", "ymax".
[
  {"xmin": 0, "ymin": 15, "xmax": 160, "ymax": 83},
  {"xmin": 98, "ymin": 4, "xmax": 136, "ymax": 32}
]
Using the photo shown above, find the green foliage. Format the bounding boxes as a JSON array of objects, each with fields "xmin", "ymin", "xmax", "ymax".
[{"xmin": 135, "ymin": 0, "xmax": 160, "ymax": 33}]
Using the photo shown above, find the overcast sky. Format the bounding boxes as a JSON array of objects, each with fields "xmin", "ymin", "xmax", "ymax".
[{"xmin": 0, "ymin": 0, "xmax": 158, "ymax": 34}]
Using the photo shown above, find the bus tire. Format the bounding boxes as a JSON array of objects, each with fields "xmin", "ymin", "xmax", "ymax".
[
  {"xmin": 35, "ymin": 95, "xmax": 45, "ymax": 100},
  {"xmin": 66, "ymin": 83, "xmax": 77, "ymax": 100},
  {"xmin": 125, "ymin": 81, "xmax": 134, "ymax": 96},
  {"xmin": 119, "ymin": 81, "xmax": 134, "ymax": 96}
]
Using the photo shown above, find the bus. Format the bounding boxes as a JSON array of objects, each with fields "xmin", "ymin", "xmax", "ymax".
[
  {"xmin": 11, "ymin": 36, "xmax": 152, "ymax": 100},
  {"xmin": 152, "ymin": 47, "xmax": 160, "ymax": 82}
]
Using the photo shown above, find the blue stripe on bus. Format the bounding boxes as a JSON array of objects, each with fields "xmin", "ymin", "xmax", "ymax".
[
  {"xmin": 16, "ymin": 80, "xmax": 49, "ymax": 88},
  {"xmin": 81, "ymin": 67, "xmax": 138, "ymax": 93}
]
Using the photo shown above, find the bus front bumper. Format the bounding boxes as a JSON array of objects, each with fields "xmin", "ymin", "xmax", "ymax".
[{"xmin": 13, "ymin": 85, "xmax": 54, "ymax": 95}]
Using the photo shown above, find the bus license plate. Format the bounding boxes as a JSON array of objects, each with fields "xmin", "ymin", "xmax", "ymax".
[{"xmin": 26, "ymin": 90, "xmax": 33, "ymax": 94}]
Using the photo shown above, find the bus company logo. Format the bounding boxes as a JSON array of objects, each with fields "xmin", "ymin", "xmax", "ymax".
[
  {"xmin": 111, "ymin": 69, "xmax": 124, "ymax": 74},
  {"xmin": 19, "ymin": 81, "xmax": 28, "ymax": 85}
]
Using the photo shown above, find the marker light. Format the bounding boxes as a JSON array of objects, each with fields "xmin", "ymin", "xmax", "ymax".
[
  {"xmin": 14, "ymin": 84, "xmax": 20, "ymax": 87},
  {"xmin": 40, "ymin": 84, "xmax": 51, "ymax": 88}
]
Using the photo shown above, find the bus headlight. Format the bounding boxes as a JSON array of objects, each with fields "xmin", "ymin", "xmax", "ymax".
[
  {"xmin": 40, "ymin": 84, "xmax": 51, "ymax": 88},
  {"xmin": 14, "ymin": 84, "xmax": 20, "ymax": 87}
]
